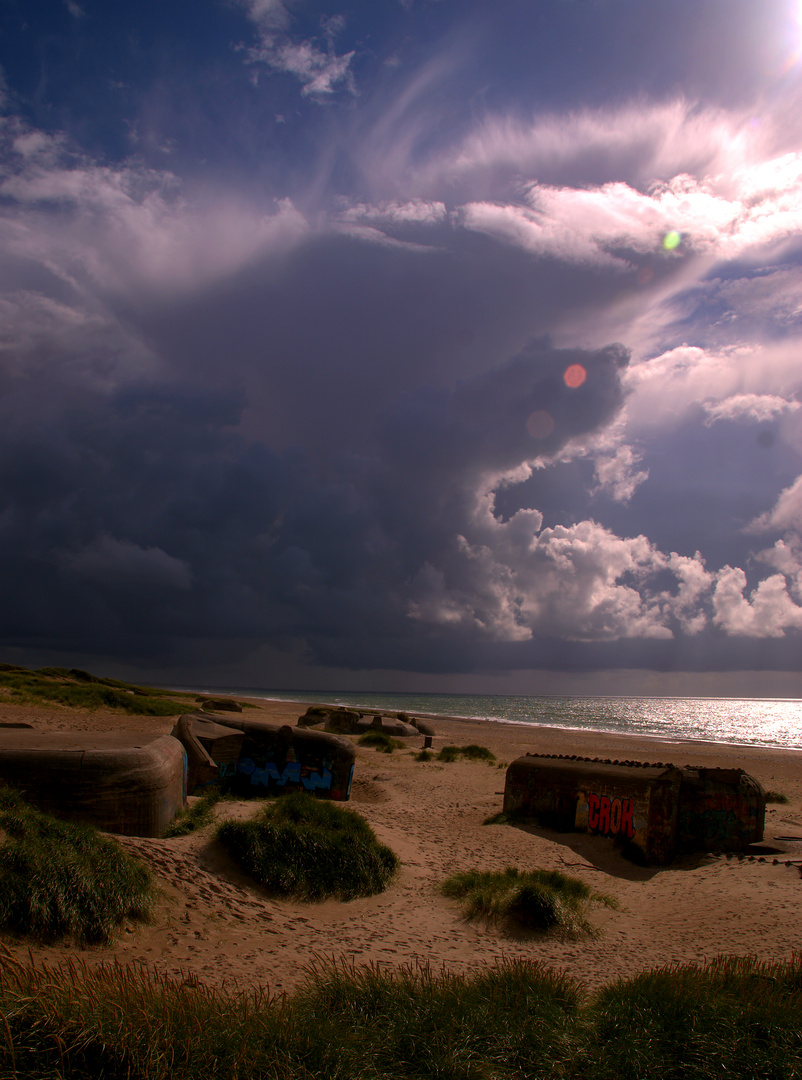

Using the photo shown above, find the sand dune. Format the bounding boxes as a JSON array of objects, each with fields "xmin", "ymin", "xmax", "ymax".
[{"xmin": 1, "ymin": 697, "xmax": 801, "ymax": 993}]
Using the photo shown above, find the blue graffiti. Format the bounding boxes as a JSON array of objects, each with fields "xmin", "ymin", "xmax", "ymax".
[{"xmin": 237, "ymin": 757, "xmax": 333, "ymax": 791}]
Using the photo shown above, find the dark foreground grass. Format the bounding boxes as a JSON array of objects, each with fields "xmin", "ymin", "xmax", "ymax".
[
  {"xmin": 442, "ymin": 867, "xmax": 617, "ymax": 936},
  {"xmin": 0, "ymin": 786, "xmax": 155, "ymax": 945},
  {"xmin": 216, "ymin": 791, "xmax": 398, "ymax": 900},
  {"xmin": 1, "ymin": 951, "xmax": 800, "ymax": 1080},
  {"xmin": 578, "ymin": 954, "xmax": 802, "ymax": 1079},
  {"xmin": 0, "ymin": 663, "xmax": 192, "ymax": 715}
]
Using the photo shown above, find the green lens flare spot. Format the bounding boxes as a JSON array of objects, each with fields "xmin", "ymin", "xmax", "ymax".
[{"xmin": 663, "ymin": 230, "xmax": 681, "ymax": 251}]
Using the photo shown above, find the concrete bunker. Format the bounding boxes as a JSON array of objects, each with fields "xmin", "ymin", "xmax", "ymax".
[
  {"xmin": 173, "ymin": 713, "xmax": 356, "ymax": 801},
  {"xmin": 0, "ymin": 730, "xmax": 187, "ymax": 838},
  {"xmin": 503, "ymin": 753, "xmax": 766, "ymax": 864}
]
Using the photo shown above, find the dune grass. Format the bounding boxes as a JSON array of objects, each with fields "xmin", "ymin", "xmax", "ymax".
[
  {"xmin": 357, "ymin": 731, "xmax": 406, "ymax": 753},
  {"xmin": 437, "ymin": 744, "xmax": 496, "ymax": 763},
  {"xmin": 441, "ymin": 867, "xmax": 617, "ymax": 936},
  {"xmin": 0, "ymin": 785, "xmax": 155, "ymax": 945},
  {"xmin": 578, "ymin": 954, "xmax": 802, "ymax": 1079},
  {"xmin": 163, "ymin": 787, "xmax": 230, "ymax": 838},
  {"xmin": 765, "ymin": 790, "xmax": 790, "ymax": 804},
  {"xmin": 0, "ymin": 663, "xmax": 192, "ymax": 715},
  {"xmin": 216, "ymin": 791, "xmax": 399, "ymax": 901},
  {"xmin": 1, "ymin": 951, "xmax": 799, "ymax": 1079}
]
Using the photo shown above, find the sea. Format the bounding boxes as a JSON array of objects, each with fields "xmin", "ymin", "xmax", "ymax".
[{"xmin": 180, "ymin": 689, "xmax": 802, "ymax": 752}]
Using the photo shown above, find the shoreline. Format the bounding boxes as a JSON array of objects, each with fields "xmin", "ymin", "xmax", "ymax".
[{"xmin": 176, "ymin": 687, "xmax": 802, "ymax": 753}]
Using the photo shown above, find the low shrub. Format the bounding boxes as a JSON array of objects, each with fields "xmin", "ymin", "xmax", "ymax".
[
  {"xmin": 441, "ymin": 866, "xmax": 617, "ymax": 936},
  {"xmin": 0, "ymin": 785, "xmax": 155, "ymax": 945},
  {"xmin": 436, "ymin": 744, "xmax": 496, "ymax": 763},
  {"xmin": 415, "ymin": 749, "xmax": 433, "ymax": 762},
  {"xmin": 358, "ymin": 732, "xmax": 405, "ymax": 753},
  {"xmin": 216, "ymin": 791, "xmax": 399, "ymax": 901}
]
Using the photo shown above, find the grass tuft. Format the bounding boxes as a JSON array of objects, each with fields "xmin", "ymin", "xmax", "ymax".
[
  {"xmin": 436, "ymin": 744, "xmax": 496, "ymax": 763},
  {"xmin": 765, "ymin": 790, "xmax": 789, "ymax": 804},
  {"xmin": 415, "ymin": 749, "xmax": 433, "ymax": 762},
  {"xmin": 357, "ymin": 732, "xmax": 405, "ymax": 753},
  {"xmin": 164, "ymin": 787, "xmax": 229, "ymax": 838},
  {"xmin": 216, "ymin": 791, "xmax": 399, "ymax": 901},
  {"xmin": 0, "ymin": 785, "xmax": 155, "ymax": 945},
  {"xmin": 441, "ymin": 866, "xmax": 617, "ymax": 936}
]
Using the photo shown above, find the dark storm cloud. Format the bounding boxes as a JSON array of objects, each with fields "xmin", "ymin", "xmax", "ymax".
[{"xmin": 0, "ymin": 334, "xmax": 628, "ymax": 669}]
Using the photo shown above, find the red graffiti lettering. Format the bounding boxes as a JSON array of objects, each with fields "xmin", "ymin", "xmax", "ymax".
[
  {"xmin": 587, "ymin": 792, "xmax": 636, "ymax": 839},
  {"xmin": 598, "ymin": 795, "xmax": 611, "ymax": 833},
  {"xmin": 620, "ymin": 797, "xmax": 635, "ymax": 838},
  {"xmin": 587, "ymin": 792, "xmax": 600, "ymax": 830}
]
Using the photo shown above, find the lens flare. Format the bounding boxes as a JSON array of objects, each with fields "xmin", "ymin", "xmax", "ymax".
[
  {"xmin": 563, "ymin": 363, "xmax": 587, "ymax": 389},
  {"xmin": 663, "ymin": 230, "xmax": 681, "ymax": 251},
  {"xmin": 527, "ymin": 410, "xmax": 555, "ymax": 438}
]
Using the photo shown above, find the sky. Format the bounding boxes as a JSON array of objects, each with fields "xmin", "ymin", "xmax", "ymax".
[{"xmin": 2, "ymin": 0, "xmax": 802, "ymax": 696}]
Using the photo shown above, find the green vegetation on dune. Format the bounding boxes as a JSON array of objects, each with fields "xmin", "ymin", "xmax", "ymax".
[
  {"xmin": 441, "ymin": 867, "xmax": 617, "ymax": 936},
  {"xmin": 1, "ymin": 952, "xmax": 800, "ymax": 1079},
  {"xmin": 0, "ymin": 663, "xmax": 194, "ymax": 714},
  {"xmin": 437, "ymin": 743, "xmax": 496, "ymax": 763},
  {"xmin": 216, "ymin": 791, "xmax": 399, "ymax": 901},
  {"xmin": 0, "ymin": 785, "xmax": 155, "ymax": 945},
  {"xmin": 357, "ymin": 731, "xmax": 405, "ymax": 753},
  {"xmin": 163, "ymin": 787, "xmax": 231, "ymax": 838},
  {"xmin": 765, "ymin": 789, "xmax": 790, "ymax": 804}
]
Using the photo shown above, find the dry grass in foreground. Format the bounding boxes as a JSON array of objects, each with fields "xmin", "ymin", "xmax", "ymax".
[{"xmin": 1, "ymin": 950, "xmax": 800, "ymax": 1079}]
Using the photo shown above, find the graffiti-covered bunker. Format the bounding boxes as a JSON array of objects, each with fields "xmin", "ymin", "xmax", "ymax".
[
  {"xmin": 174, "ymin": 713, "xmax": 356, "ymax": 801},
  {"xmin": 503, "ymin": 754, "xmax": 766, "ymax": 864}
]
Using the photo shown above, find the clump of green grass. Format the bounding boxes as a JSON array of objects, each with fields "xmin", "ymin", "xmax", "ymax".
[
  {"xmin": 441, "ymin": 867, "xmax": 617, "ymax": 936},
  {"xmin": 0, "ymin": 785, "xmax": 155, "ymax": 945},
  {"xmin": 415, "ymin": 749, "xmax": 433, "ymax": 762},
  {"xmin": 164, "ymin": 787, "xmax": 228, "ymax": 838},
  {"xmin": 0, "ymin": 663, "xmax": 192, "ymax": 715},
  {"xmin": 216, "ymin": 791, "xmax": 399, "ymax": 901},
  {"xmin": 357, "ymin": 731, "xmax": 405, "ymax": 753},
  {"xmin": 765, "ymin": 790, "xmax": 789, "ymax": 804},
  {"xmin": 436, "ymin": 744, "xmax": 496, "ymax": 763}
]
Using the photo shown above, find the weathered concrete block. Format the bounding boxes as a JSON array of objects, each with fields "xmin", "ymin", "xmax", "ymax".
[
  {"xmin": 503, "ymin": 753, "xmax": 766, "ymax": 864},
  {"xmin": 0, "ymin": 731, "xmax": 187, "ymax": 837}
]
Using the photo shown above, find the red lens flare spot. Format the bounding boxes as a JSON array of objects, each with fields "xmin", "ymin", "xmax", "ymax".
[
  {"xmin": 563, "ymin": 363, "xmax": 587, "ymax": 389},
  {"xmin": 527, "ymin": 410, "xmax": 555, "ymax": 439},
  {"xmin": 637, "ymin": 265, "xmax": 655, "ymax": 285}
]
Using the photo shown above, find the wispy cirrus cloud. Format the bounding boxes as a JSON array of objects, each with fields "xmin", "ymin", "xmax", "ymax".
[{"xmin": 240, "ymin": 2, "xmax": 355, "ymax": 97}]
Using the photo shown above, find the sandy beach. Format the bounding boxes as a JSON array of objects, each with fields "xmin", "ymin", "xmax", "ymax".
[{"xmin": 1, "ymin": 696, "xmax": 801, "ymax": 994}]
